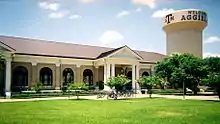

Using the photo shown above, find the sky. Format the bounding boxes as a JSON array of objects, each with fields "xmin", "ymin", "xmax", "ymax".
[{"xmin": 0, "ymin": 0, "xmax": 220, "ymax": 58}]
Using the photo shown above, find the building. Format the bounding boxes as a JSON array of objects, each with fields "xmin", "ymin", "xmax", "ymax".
[{"xmin": 0, "ymin": 35, "xmax": 165, "ymax": 98}]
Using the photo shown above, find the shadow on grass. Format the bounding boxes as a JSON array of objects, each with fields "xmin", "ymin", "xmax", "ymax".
[
  {"xmin": 68, "ymin": 98, "xmax": 89, "ymax": 101},
  {"xmin": 116, "ymin": 97, "xmax": 161, "ymax": 101},
  {"xmin": 204, "ymin": 100, "xmax": 220, "ymax": 102}
]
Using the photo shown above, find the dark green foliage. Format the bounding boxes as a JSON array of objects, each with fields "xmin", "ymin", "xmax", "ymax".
[
  {"xmin": 32, "ymin": 82, "xmax": 43, "ymax": 93},
  {"xmin": 106, "ymin": 74, "xmax": 130, "ymax": 91},
  {"xmin": 96, "ymin": 81, "xmax": 104, "ymax": 90},
  {"xmin": 203, "ymin": 57, "xmax": 220, "ymax": 99},
  {"xmin": 138, "ymin": 75, "xmax": 167, "ymax": 97},
  {"xmin": 68, "ymin": 82, "xmax": 89, "ymax": 99},
  {"xmin": 155, "ymin": 53, "xmax": 209, "ymax": 95}
]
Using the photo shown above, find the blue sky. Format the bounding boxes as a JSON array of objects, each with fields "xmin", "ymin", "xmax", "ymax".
[{"xmin": 0, "ymin": 0, "xmax": 220, "ymax": 57}]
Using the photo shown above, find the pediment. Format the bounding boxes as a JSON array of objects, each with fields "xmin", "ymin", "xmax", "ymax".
[
  {"xmin": 0, "ymin": 41, "xmax": 15, "ymax": 52},
  {"xmin": 108, "ymin": 46, "xmax": 143, "ymax": 60}
]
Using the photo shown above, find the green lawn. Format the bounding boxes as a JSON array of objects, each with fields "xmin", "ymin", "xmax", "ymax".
[{"xmin": 0, "ymin": 98, "xmax": 219, "ymax": 124}]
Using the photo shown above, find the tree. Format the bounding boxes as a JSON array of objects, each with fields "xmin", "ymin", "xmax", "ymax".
[
  {"xmin": 203, "ymin": 57, "xmax": 220, "ymax": 99},
  {"xmin": 139, "ymin": 75, "xmax": 159, "ymax": 98},
  {"xmin": 203, "ymin": 72, "xmax": 220, "ymax": 99},
  {"xmin": 158, "ymin": 77, "xmax": 169, "ymax": 89},
  {"xmin": 68, "ymin": 82, "xmax": 88, "ymax": 100},
  {"xmin": 106, "ymin": 74, "xmax": 130, "ymax": 92},
  {"xmin": 204, "ymin": 57, "xmax": 220, "ymax": 73},
  {"xmin": 155, "ymin": 57, "xmax": 175, "ymax": 88},
  {"xmin": 155, "ymin": 53, "xmax": 208, "ymax": 95}
]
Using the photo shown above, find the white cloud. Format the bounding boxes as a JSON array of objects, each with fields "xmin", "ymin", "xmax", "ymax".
[
  {"xmin": 204, "ymin": 36, "xmax": 220, "ymax": 44},
  {"xmin": 39, "ymin": 1, "xmax": 60, "ymax": 11},
  {"xmin": 135, "ymin": 8, "xmax": 142, "ymax": 12},
  {"xmin": 152, "ymin": 8, "xmax": 175, "ymax": 18},
  {"xmin": 99, "ymin": 30, "xmax": 124, "ymax": 44},
  {"xmin": 116, "ymin": 10, "xmax": 131, "ymax": 18},
  {"xmin": 203, "ymin": 52, "xmax": 220, "ymax": 58},
  {"xmin": 78, "ymin": 0, "xmax": 97, "ymax": 4},
  {"xmin": 48, "ymin": 10, "xmax": 69, "ymax": 19},
  {"xmin": 131, "ymin": 0, "xmax": 156, "ymax": 9},
  {"xmin": 69, "ymin": 14, "xmax": 82, "ymax": 19}
]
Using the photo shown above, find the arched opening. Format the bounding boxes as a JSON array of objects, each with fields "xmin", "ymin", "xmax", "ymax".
[
  {"xmin": 125, "ymin": 71, "xmax": 132, "ymax": 90},
  {"xmin": 126, "ymin": 71, "xmax": 132, "ymax": 79},
  {"xmin": 12, "ymin": 66, "xmax": 28, "ymax": 92},
  {"xmin": 83, "ymin": 69, "xmax": 93, "ymax": 87},
  {"xmin": 142, "ymin": 71, "xmax": 149, "ymax": 77},
  {"xmin": 40, "ymin": 67, "xmax": 53, "ymax": 86},
  {"xmin": 63, "ymin": 68, "xmax": 74, "ymax": 86},
  {"xmin": 0, "ymin": 61, "xmax": 5, "ymax": 96}
]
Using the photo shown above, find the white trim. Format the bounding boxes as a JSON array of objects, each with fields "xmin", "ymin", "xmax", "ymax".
[
  {"xmin": 105, "ymin": 46, "xmax": 143, "ymax": 60},
  {"xmin": 0, "ymin": 42, "xmax": 15, "ymax": 52},
  {"xmin": 76, "ymin": 64, "xmax": 81, "ymax": 68},
  {"xmin": 55, "ymin": 63, "xmax": 60, "ymax": 67}
]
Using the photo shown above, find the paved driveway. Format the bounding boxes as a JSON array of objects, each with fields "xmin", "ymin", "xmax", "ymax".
[{"xmin": 0, "ymin": 94, "xmax": 219, "ymax": 103}]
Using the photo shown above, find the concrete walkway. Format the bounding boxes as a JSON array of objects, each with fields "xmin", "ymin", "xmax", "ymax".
[
  {"xmin": 0, "ymin": 94, "xmax": 218, "ymax": 103},
  {"xmin": 152, "ymin": 94, "xmax": 219, "ymax": 101}
]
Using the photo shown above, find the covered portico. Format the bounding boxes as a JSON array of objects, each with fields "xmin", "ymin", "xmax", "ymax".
[
  {"xmin": 0, "ymin": 42, "xmax": 15, "ymax": 98},
  {"xmin": 94, "ymin": 45, "xmax": 143, "ymax": 92}
]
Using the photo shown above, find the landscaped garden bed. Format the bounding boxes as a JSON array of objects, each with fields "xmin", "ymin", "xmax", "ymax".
[{"xmin": 11, "ymin": 90, "xmax": 98, "ymax": 99}]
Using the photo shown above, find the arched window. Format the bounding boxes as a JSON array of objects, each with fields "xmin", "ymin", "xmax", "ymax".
[
  {"xmin": 83, "ymin": 69, "xmax": 93, "ymax": 86},
  {"xmin": 12, "ymin": 66, "xmax": 28, "ymax": 91},
  {"xmin": 40, "ymin": 67, "xmax": 53, "ymax": 86},
  {"xmin": 0, "ymin": 61, "xmax": 5, "ymax": 95},
  {"xmin": 126, "ymin": 71, "xmax": 132, "ymax": 79},
  {"xmin": 142, "ymin": 71, "xmax": 149, "ymax": 77},
  {"xmin": 63, "ymin": 68, "xmax": 74, "ymax": 86}
]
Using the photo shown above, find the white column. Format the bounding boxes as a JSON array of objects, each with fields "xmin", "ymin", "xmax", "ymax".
[
  {"xmin": 136, "ymin": 65, "xmax": 140, "ymax": 80},
  {"xmin": 104, "ymin": 64, "xmax": 107, "ymax": 83},
  {"xmin": 5, "ymin": 58, "xmax": 12, "ymax": 99},
  {"xmin": 135, "ymin": 64, "xmax": 141, "ymax": 94},
  {"xmin": 111, "ymin": 64, "xmax": 115, "ymax": 77},
  {"xmin": 132, "ymin": 64, "xmax": 136, "ymax": 91},
  {"xmin": 106, "ymin": 63, "xmax": 111, "ymax": 80}
]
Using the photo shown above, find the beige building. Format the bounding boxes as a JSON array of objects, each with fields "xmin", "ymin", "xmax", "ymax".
[{"xmin": 0, "ymin": 36, "xmax": 165, "ymax": 98}]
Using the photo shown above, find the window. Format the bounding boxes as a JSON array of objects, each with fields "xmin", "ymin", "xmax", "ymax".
[
  {"xmin": 83, "ymin": 69, "xmax": 93, "ymax": 86},
  {"xmin": 12, "ymin": 66, "xmax": 28, "ymax": 91},
  {"xmin": 126, "ymin": 71, "xmax": 132, "ymax": 79},
  {"xmin": 142, "ymin": 71, "xmax": 149, "ymax": 77},
  {"xmin": 40, "ymin": 67, "xmax": 53, "ymax": 86},
  {"xmin": 63, "ymin": 68, "xmax": 74, "ymax": 86}
]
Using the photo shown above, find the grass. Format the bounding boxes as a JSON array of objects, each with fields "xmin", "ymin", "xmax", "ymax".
[{"xmin": 0, "ymin": 98, "xmax": 220, "ymax": 124}]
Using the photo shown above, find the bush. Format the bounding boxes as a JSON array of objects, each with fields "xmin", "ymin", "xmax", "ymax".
[
  {"xmin": 68, "ymin": 82, "xmax": 89, "ymax": 99},
  {"xmin": 106, "ymin": 75, "xmax": 130, "ymax": 92},
  {"xmin": 61, "ymin": 86, "xmax": 68, "ymax": 93},
  {"xmin": 32, "ymin": 82, "xmax": 43, "ymax": 93},
  {"xmin": 97, "ymin": 81, "xmax": 104, "ymax": 90}
]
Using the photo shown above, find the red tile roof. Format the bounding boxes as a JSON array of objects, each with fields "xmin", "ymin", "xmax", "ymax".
[{"xmin": 0, "ymin": 35, "xmax": 165, "ymax": 62}]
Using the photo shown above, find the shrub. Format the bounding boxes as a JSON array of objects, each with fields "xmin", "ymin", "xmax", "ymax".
[
  {"xmin": 106, "ymin": 75, "xmax": 130, "ymax": 92},
  {"xmin": 97, "ymin": 81, "xmax": 104, "ymax": 90},
  {"xmin": 68, "ymin": 82, "xmax": 89, "ymax": 99},
  {"xmin": 61, "ymin": 86, "xmax": 68, "ymax": 93},
  {"xmin": 32, "ymin": 82, "xmax": 43, "ymax": 93}
]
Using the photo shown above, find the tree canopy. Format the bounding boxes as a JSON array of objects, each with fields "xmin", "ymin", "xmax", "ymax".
[{"xmin": 154, "ymin": 53, "xmax": 211, "ymax": 94}]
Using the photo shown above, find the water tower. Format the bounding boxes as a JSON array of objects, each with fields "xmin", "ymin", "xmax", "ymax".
[{"xmin": 163, "ymin": 9, "xmax": 208, "ymax": 58}]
